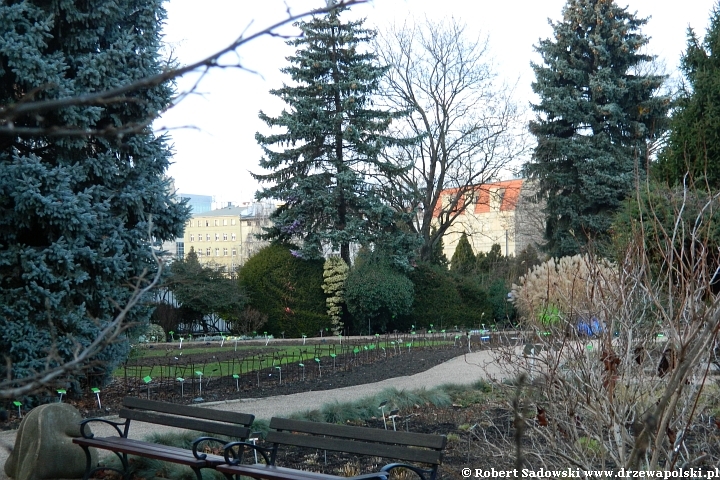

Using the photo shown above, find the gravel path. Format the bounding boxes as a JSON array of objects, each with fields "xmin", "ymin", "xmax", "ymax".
[{"xmin": 0, "ymin": 348, "xmax": 508, "ymax": 480}]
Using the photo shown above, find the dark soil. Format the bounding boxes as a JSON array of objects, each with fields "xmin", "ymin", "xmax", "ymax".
[{"xmin": 0, "ymin": 345, "xmax": 467, "ymax": 431}]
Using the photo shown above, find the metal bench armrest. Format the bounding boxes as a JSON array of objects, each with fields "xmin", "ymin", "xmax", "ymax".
[
  {"xmin": 223, "ymin": 440, "xmax": 272, "ymax": 465},
  {"xmin": 192, "ymin": 436, "xmax": 229, "ymax": 460},
  {"xmin": 79, "ymin": 417, "xmax": 129, "ymax": 438}
]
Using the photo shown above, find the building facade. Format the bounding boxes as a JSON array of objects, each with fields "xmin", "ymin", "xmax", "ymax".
[
  {"xmin": 434, "ymin": 179, "xmax": 544, "ymax": 261},
  {"xmin": 182, "ymin": 202, "xmax": 275, "ymax": 273}
]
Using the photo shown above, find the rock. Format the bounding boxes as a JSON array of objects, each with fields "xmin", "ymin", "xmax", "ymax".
[{"xmin": 4, "ymin": 402, "xmax": 97, "ymax": 480}]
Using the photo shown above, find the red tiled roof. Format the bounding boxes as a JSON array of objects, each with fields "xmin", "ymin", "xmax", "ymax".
[{"xmin": 433, "ymin": 179, "xmax": 524, "ymax": 217}]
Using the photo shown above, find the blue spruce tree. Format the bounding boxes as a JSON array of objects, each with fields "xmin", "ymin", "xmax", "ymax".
[
  {"xmin": 526, "ymin": 0, "xmax": 668, "ymax": 257},
  {"xmin": 0, "ymin": 0, "xmax": 189, "ymax": 392},
  {"xmin": 254, "ymin": 6, "xmax": 417, "ymax": 267}
]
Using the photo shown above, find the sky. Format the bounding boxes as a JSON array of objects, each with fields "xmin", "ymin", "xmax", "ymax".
[{"xmin": 160, "ymin": 0, "xmax": 717, "ymax": 205}]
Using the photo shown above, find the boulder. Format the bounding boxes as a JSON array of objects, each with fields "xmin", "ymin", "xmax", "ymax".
[{"xmin": 4, "ymin": 402, "xmax": 96, "ymax": 480}]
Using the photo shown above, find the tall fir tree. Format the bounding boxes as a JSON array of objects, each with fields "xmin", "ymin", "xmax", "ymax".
[
  {"xmin": 0, "ymin": 1, "xmax": 189, "ymax": 388},
  {"xmin": 655, "ymin": 3, "xmax": 720, "ymax": 190},
  {"xmin": 525, "ymin": 0, "xmax": 668, "ymax": 257},
  {"xmin": 450, "ymin": 233, "xmax": 476, "ymax": 275},
  {"xmin": 254, "ymin": 6, "xmax": 416, "ymax": 267}
]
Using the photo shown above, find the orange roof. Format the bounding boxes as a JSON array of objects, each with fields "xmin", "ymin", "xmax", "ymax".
[{"xmin": 433, "ymin": 179, "xmax": 524, "ymax": 217}]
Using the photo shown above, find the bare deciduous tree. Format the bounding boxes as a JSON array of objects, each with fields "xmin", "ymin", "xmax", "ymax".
[{"xmin": 376, "ymin": 18, "xmax": 528, "ymax": 262}]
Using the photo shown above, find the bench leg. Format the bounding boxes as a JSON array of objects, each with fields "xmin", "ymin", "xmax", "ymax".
[
  {"xmin": 79, "ymin": 447, "xmax": 130, "ymax": 480},
  {"xmin": 191, "ymin": 467, "xmax": 203, "ymax": 480}
]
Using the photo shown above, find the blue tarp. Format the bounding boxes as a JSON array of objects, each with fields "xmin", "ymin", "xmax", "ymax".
[{"xmin": 577, "ymin": 317, "xmax": 602, "ymax": 336}]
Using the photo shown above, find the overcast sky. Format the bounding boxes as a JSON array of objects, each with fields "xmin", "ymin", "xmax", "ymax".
[{"xmin": 160, "ymin": 0, "xmax": 717, "ymax": 205}]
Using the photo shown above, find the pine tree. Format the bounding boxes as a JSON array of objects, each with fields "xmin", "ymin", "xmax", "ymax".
[
  {"xmin": 450, "ymin": 233, "xmax": 476, "ymax": 275},
  {"xmin": 526, "ymin": 0, "xmax": 668, "ymax": 257},
  {"xmin": 254, "ymin": 6, "xmax": 415, "ymax": 267},
  {"xmin": 0, "ymin": 0, "xmax": 188, "ymax": 388},
  {"xmin": 655, "ymin": 4, "xmax": 720, "ymax": 190}
]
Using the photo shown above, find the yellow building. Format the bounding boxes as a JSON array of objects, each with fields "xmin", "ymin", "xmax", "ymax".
[
  {"xmin": 183, "ymin": 203, "xmax": 275, "ymax": 273},
  {"xmin": 434, "ymin": 179, "xmax": 543, "ymax": 261}
]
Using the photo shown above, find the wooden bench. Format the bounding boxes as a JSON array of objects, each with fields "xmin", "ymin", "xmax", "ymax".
[
  {"xmin": 217, "ymin": 417, "xmax": 447, "ymax": 480},
  {"xmin": 72, "ymin": 397, "xmax": 254, "ymax": 480}
]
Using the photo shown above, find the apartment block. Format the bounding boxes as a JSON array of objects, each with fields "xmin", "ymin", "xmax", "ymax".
[{"xmin": 183, "ymin": 202, "xmax": 275, "ymax": 274}]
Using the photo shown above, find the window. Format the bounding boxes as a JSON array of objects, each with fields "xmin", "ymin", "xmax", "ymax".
[
  {"xmin": 190, "ymin": 234, "xmax": 194, "ymax": 242},
  {"xmin": 206, "ymin": 234, "xmax": 210, "ymax": 241},
  {"xmin": 215, "ymin": 233, "xmax": 220, "ymax": 241},
  {"xmin": 223, "ymin": 233, "xmax": 228, "ymax": 241},
  {"xmin": 232, "ymin": 248, "xmax": 237, "ymax": 257},
  {"xmin": 176, "ymin": 242, "xmax": 184, "ymax": 260},
  {"xmin": 206, "ymin": 248, "xmax": 211, "ymax": 257},
  {"xmin": 214, "ymin": 219, "xmax": 219, "ymax": 226},
  {"xmin": 246, "ymin": 220, "xmax": 252, "ymax": 226},
  {"xmin": 231, "ymin": 233, "xmax": 236, "ymax": 241},
  {"xmin": 205, "ymin": 220, "xmax": 209, "ymax": 227},
  {"xmin": 231, "ymin": 219, "xmax": 236, "ymax": 226},
  {"xmin": 197, "ymin": 249, "xmax": 202, "ymax": 257},
  {"xmin": 223, "ymin": 248, "xmax": 228, "ymax": 256},
  {"xmin": 215, "ymin": 248, "xmax": 220, "ymax": 257},
  {"xmin": 198, "ymin": 234, "xmax": 202, "ymax": 242},
  {"xmin": 223, "ymin": 219, "xmax": 227, "ymax": 226},
  {"xmin": 197, "ymin": 220, "xmax": 202, "ymax": 227},
  {"xmin": 490, "ymin": 188, "xmax": 506, "ymax": 211}
]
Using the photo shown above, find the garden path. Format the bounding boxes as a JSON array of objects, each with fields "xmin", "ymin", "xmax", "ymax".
[{"xmin": 0, "ymin": 347, "xmax": 513, "ymax": 480}]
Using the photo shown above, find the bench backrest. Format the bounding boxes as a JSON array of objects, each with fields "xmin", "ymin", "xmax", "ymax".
[
  {"xmin": 120, "ymin": 397, "xmax": 254, "ymax": 439},
  {"xmin": 266, "ymin": 417, "xmax": 446, "ymax": 466}
]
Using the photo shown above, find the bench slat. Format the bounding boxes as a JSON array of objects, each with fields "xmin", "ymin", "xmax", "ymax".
[
  {"xmin": 216, "ymin": 464, "xmax": 387, "ymax": 480},
  {"xmin": 269, "ymin": 418, "xmax": 447, "ymax": 450},
  {"xmin": 265, "ymin": 431, "xmax": 442, "ymax": 465},
  {"xmin": 119, "ymin": 409, "xmax": 251, "ymax": 438},
  {"xmin": 73, "ymin": 437, "xmax": 222, "ymax": 466},
  {"xmin": 123, "ymin": 397, "xmax": 254, "ymax": 426}
]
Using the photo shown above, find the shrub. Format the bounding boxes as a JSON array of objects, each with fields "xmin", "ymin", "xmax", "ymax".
[
  {"xmin": 345, "ymin": 257, "xmax": 414, "ymax": 334},
  {"xmin": 238, "ymin": 243, "xmax": 328, "ymax": 337},
  {"xmin": 228, "ymin": 308, "xmax": 268, "ymax": 336},
  {"xmin": 510, "ymin": 254, "xmax": 618, "ymax": 329},
  {"xmin": 142, "ymin": 324, "xmax": 166, "ymax": 343},
  {"xmin": 408, "ymin": 263, "xmax": 493, "ymax": 329}
]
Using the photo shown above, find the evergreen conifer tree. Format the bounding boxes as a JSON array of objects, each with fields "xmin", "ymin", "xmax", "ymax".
[
  {"xmin": 254, "ymin": 6, "xmax": 415, "ymax": 267},
  {"xmin": 322, "ymin": 256, "xmax": 349, "ymax": 334},
  {"xmin": 526, "ymin": 0, "xmax": 668, "ymax": 257},
  {"xmin": 655, "ymin": 4, "xmax": 720, "ymax": 190},
  {"xmin": 429, "ymin": 227, "xmax": 449, "ymax": 268},
  {"xmin": 0, "ymin": 0, "xmax": 188, "ymax": 388},
  {"xmin": 450, "ymin": 233, "xmax": 476, "ymax": 275}
]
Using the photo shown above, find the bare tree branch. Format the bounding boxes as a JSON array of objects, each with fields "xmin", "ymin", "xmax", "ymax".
[
  {"xmin": 375, "ymin": 18, "xmax": 529, "ymax": 262},
  {"xmin": 0, "ymin": 0, "xmax": 366, "ymax": 138}
]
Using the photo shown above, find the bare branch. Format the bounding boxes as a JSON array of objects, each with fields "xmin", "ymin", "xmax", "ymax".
[
  {"xmin": 375, "ymin": 18, "xmax": 529, "ymax": 262},
  {"xmin": 0, "ymin": 0, "xmax": 367, "ymax": 138}
]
